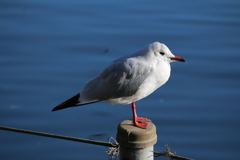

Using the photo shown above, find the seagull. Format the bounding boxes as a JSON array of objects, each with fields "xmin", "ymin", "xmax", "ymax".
[{"xmin": 52, "ymin": 42, "xmax": 186, "ymax": 129}]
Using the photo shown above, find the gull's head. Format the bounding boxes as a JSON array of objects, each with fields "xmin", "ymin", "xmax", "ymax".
[{"xmin": 151, "ymin": 42, "xmax": 186, "ymax": 63}]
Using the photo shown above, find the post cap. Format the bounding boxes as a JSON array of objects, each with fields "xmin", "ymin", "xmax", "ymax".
[{"xmin": 116, "ymin": 120, "xmax": 157, "ymax": 148}]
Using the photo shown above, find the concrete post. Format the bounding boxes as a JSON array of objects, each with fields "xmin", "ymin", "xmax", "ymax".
[{"xmin": 116, "ymin": 120, "xmax": 157, "ymax": 160}]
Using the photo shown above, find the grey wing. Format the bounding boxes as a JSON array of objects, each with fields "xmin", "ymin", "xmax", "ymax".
[{"xmin": 80, "ymin": 58, "xmax": 150, "ymax": 102}]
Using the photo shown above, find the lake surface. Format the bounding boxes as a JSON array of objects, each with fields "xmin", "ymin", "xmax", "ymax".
[{"xmin": 1, "ymin": 0, "xmax": 240, "ymax": 160}]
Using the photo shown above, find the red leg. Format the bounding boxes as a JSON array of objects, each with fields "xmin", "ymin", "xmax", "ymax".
[{"xmin": 131, "ymin": 102, "xmax": 150, "ymax": 129}]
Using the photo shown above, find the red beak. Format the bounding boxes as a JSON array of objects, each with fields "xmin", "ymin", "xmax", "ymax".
[{"xmin": 170, "ymin": 56, "xmax": 186, "ymax": 62}]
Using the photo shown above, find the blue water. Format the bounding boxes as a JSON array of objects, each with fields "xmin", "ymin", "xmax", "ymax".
[{"xmin": 1, "ymin": 0, "xmax": 240, "ymax": 160}]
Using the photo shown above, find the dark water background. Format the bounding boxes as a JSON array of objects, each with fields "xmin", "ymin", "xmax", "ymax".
[{"xmin": 1, "ymin": 0, "xmax": 240, "ymax": 160}]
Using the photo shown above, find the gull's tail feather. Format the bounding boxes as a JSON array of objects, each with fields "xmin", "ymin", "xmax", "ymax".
[{"xmin": 52, "ymin": 94, "xmax": 99, "ymax": 112}]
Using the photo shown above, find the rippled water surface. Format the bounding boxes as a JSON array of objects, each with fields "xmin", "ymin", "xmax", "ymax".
[{"xmin": 1, "ymin": 0, "xmax": 240, "ymax": 160}]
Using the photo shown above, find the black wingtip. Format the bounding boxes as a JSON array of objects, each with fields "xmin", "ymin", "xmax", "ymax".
[
  {"xmin": 52, "ymin": 107, "xmax": 62, "ymax": 112},
  {"xmin": 52, "ymin": 94, "xmax": 80, "ymax": 112}
]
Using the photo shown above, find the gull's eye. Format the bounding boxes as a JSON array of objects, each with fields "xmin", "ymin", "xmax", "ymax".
[{"xmin": 159, "ymin": 51, "xmax": 165, "ymax": 56}]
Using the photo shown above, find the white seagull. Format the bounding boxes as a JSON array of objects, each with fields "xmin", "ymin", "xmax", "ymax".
[{"xmin": 52, "ymin": 42, "xmax": 186, "ymax": 129}]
